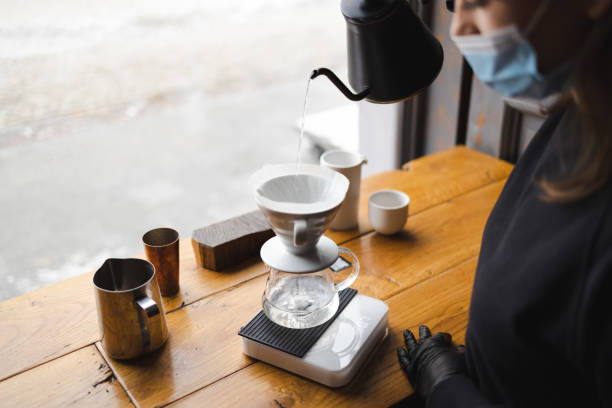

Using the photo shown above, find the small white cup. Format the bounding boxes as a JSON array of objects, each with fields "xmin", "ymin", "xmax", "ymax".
[
  {"xmin": 368, "ymin": 190, "xmax": 410, "ymax": 235},
  {"xmin": 320, "ymin": 150, "xmax": 367, "ymax": 230}
]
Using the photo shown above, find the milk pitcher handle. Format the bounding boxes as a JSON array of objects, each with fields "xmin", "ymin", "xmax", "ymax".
[
  {"xmin": 334, "ymin": 247, "xmax": 360, "ymax": 292},
  {"xmin": 136, "ymin": 296, "xmax": 161, "ymax": 352}
]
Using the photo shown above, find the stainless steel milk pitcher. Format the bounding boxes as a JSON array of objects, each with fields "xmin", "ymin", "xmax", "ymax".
[{"xmin": 93, "ymin": 258, "xmax": 169, "ymax": 359}]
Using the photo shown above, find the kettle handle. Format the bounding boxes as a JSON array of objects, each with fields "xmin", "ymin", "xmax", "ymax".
[
  {"xmin": 311, "ymin": 68, "xmax": 370, "ymax": 101},
  {"xmin": 334, "ymin": 247, "xmax": 360, "ymax": 292},
  {"xmin": 135, "ymin": 296, "xmax": 161, "ymax": 352}
]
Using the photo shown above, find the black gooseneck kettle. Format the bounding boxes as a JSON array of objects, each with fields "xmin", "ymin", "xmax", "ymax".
[{"xmin": 312, "ymin": 0, "xmax": 443, "ymax": 103}]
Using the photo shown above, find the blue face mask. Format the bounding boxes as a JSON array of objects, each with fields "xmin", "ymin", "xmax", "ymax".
[{"xmin": 451, "ymin": 1, "xmax": 572, "ymax": 99}]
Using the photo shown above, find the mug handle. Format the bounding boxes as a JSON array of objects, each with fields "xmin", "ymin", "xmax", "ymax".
[
  {"xmin": 136, "ymin": 296, "xmax": 161, "ymax": 352},
  {"xmin": 293, "ymin": 219, "xmax": 308, "ymax": 247},
  {"xmin": 334, "ymin": 247, "xmax": 360, "ymax": 292}
]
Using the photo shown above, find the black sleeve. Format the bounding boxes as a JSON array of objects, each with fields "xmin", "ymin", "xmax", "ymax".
[
  {"xmin": 577, "ymin": 205, "xmax": 612, "ymax": 407},
  {"xmin": 594, "ymin": 318, "xmax": 612, "ymax": 407},
  {"xmin": 427, "ymin": 374, "xmax": 502, "ymax": 408}
]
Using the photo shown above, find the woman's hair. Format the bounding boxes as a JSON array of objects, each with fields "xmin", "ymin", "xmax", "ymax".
[{"xmin": 540, "ymin": 7, "xmax": 612, "ymax": 203}]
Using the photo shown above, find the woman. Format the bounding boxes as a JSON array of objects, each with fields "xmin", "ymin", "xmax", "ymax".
[{"xmin": 396, "ymin": 0, "xmax": 612, "ymax": 406}]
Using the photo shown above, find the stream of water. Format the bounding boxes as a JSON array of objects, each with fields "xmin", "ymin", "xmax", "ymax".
[{"xmin": 296, "ymin": 76, "xmax": 312, "ymax": 173}]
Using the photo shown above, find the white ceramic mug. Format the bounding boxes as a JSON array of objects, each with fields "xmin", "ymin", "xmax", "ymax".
[
  {"xmin": 320, "ymin": 150, "xmax": 367, "ymax": 230},
  {"xmin": 368, "ymin": 190, "xmax": 410, "ymax": 235}
]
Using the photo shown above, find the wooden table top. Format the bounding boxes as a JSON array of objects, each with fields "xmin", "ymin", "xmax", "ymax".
[{"xmin": 0, "ymin": 146, "xmax": 513, "ymax": 407}]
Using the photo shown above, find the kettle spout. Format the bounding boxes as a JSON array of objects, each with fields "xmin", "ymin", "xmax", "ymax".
[{"xmin": 310, "ymin": 68, "xmax": 370, "ymax": 102}]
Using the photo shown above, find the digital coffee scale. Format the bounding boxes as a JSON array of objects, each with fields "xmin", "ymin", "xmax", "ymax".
[{"xmin": 239, "ymin": 292, "xmax": 388, "ymax": 387}]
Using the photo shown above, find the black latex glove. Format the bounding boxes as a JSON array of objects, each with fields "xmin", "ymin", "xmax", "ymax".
[{"xmin": 397, "ymin": 325, "xmax": 466, "ymax": 400}]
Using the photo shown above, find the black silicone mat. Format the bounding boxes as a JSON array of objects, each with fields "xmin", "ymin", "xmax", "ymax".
[{"xmin": 238, "ymin": 288, "xmax": 358, "ymax": 358}]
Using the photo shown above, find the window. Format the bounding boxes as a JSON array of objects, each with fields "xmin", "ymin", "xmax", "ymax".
[{"xmin": 0, "ymin": 0, "xmax": 348, "ymax": 300}]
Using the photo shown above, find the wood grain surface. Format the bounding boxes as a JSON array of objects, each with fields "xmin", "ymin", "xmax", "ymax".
[
  {"xmin": 191, "ymin": 210, "xmax": 274, "ymax": 270},
  {"xmin": 101, "ymin": 180, "xmax": 504, "ymax": 407},
  {"xmin": 326, "ymin": 146, "xmax": 512, "ymax": 244},
  {"xmin": 0, "ymin": 272, "xmax": 99, "ymax": 382},
  {"xmin": 339, "ymin": 180, "xmax": 505, "ymax": 301},
  {"xmin": 169, "ymin": 259, "xmax": 479, "ymax": 407},
  {"xmin": 0, "ymin": 345, "xmax": 133, "ymax": 408},
  {"xmin": 96, "ymin": 275, "xmax": 267, "ymax": 408},
  {"xmin": 192, "ymin": 210, "xmax": 271, "ymax": 247},
  {"xmin": 0, "ymin": 147, "xmax": 510, "ymax": 382}
]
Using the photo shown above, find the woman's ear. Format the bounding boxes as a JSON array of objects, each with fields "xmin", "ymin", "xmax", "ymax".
[{"xmin": 586, "ymin": 0, "xmax": 612, "ymax": 19}]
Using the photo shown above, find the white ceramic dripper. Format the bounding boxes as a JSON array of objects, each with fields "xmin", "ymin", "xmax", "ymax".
[{"xmin": 250, "ymin": 164, "xmax": 349, "ymax": 255}]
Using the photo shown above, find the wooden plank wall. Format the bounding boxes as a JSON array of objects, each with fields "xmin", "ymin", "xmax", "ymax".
[
  {"xmin": 465, "ymin": 78, "xmax": 506, "ymax": 157},
  {"xmin": 422, "ymin": 0, "xmax": 465, "ymax": 154}
]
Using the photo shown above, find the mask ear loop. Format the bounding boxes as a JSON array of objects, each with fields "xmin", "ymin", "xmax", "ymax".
[{"xmin": 524, "ymin": 0, "xmax": 553, "ymax": 37}]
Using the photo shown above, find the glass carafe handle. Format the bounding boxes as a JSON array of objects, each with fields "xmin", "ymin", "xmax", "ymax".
[{"xmin": 334, "ymin": 247, "xmax": 360, "ymax": 292}]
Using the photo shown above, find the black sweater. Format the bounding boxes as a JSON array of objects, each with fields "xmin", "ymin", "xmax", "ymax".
[{"xmin": 429, "ymin": 109, "xmax": 612, "ymax": 407}]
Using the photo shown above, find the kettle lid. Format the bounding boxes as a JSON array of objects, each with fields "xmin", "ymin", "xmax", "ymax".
[
  {"xmin": 261, "ymin": 236, "xmax": 339, "ymax": 273},
  {"xmin": 341, "ymin": 0, "xmax": 400, "ymax": 23}
]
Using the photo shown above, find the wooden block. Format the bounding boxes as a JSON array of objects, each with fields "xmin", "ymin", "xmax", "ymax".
[
  {"xmin": 102, "ymin": 180, "xmax": 504, "ymax": 407},
  {"xmin": 191, "ymin": 210, "xmax": 274, "ymax": 271},
  {"xmin": 168, "ymin": 259, "xmax": 479, "ymax": 408},
  {"xmin": 0, "ymin": 345, "xmax": 133, "ymax": 407}
]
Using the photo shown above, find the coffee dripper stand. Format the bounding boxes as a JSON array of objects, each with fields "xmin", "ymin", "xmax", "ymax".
[{"xmin": 240, "ymin": 164, "xmax": 388, "ymax": 387}]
